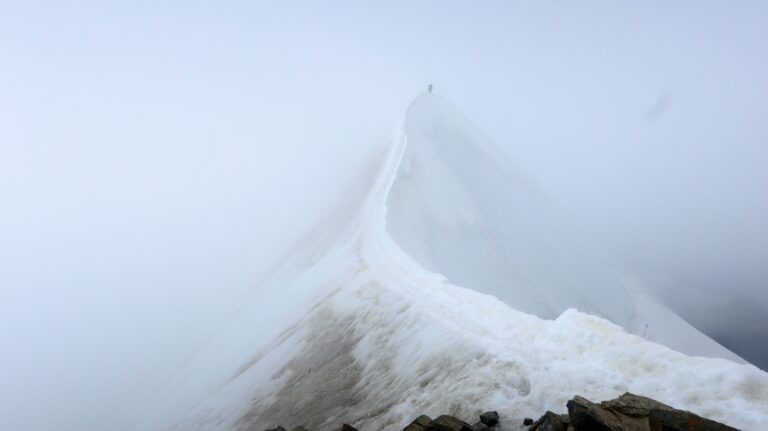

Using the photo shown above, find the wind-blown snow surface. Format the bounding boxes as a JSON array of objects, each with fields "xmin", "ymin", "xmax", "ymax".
[{"xmin": 138, "ymin": 94, "xmax": 768, "ymax": 431}]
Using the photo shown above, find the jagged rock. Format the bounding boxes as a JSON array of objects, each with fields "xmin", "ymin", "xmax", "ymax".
[
  {"xmin": 601, "ymin": 393, "xmax": 674, "ymax": 417},
  {"xmin": 567, "ymin": 395, "xmax": 647, "ymax": 431},
  {"xmin": 413, "ymin": 415, "xmax": 433, "ymax": 427},
  {"xmin": 427, "ymin": 415, "xmax": 473, "ymax": 431},
  {"xmin": 263, "ymin": 391, "xmax": 742, "ymax": 431},
  {"xmin": 649, "ymin": 408, "xmax": 740, "ymax": 431},
  {"xmin": 566, "ymin": 392, "xmax": 741, "ymax": 431},
  {"xmin": 404, "ymin": 415, "xmax": 433, "ymax": 431},
  {"xmin": 479, "ymin": 411, "xmax": 499, "ymax": 427},
  {"xmin": 529, "ymin": 411, "xmax": 567, "ymax": 431}
]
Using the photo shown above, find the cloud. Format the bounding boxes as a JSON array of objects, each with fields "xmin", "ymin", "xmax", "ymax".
[{"xmin": 1, "ymin": 1, "xmax": 766, "ymax": 429}]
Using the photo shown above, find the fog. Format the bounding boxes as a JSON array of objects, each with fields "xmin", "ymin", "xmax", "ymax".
[{"xmin": 1, "ymin": 1, "xmax": 766, "ymax": 430}]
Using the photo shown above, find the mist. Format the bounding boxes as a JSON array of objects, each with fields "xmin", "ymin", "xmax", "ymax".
[{"xmin": 1, "ymin": 2, "xmax": 766, "ymax": 430}]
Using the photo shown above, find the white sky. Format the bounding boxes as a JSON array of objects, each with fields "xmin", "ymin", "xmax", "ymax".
[{"xmin": 1, "ymin": 1, "xmax": 766, "ymax": 430}]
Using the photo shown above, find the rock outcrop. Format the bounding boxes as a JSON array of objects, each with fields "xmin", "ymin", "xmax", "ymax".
[
  {"xmin": 528, "ymin": 411, "xmax": 568, "ymax": 431},
  {"xmin": 561, "ymin": 393, "xmax": 737, "ymax": 431},
  {"xmin": 260, "ymin": 391, "xmax": 740, "ymax": 431},
  {"xmin": 647, "ymin": 409, "xmax": 739, "ymax": 431},
  {"xmin": 478, "ymin": 411, "xmax": 498, "ymax": 427}
]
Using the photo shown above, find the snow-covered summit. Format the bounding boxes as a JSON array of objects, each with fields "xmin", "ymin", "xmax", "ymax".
[{"xmin": 137, "ymin": 94, "xmax": 768, "ymax": 431}]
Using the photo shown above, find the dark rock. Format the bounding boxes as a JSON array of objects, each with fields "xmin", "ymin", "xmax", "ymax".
[
  {"xmin": 601, "ymin": 392, "xmax": 674, "ymax": 418},
  {"xmin": 427, "ymin": 415, "xmax": 473, "ymax": 431},
  {"xmin": 479, "ymin": 411, "xmax": 499, "ymax": 427},
  {"xmin": 649, "ymin": 408, "xmax": 741, "ymax": 431},
  {"xmin": 413, "ymin": 415, "xmax": 433, "ymax": 427},
  {"xmin": 529, "ymin": 411, "xmax": 566, "ymax": 431},
  {"xmin": 567, "ymin": 396, "xmax": 645, "ymax": 431},
  {"xmin": 404, "ymin": 415, "xmax": 433, "ymax": 431},
  {"xmin": 264, "ymin": 391, "xmax": 741, "ymax": 431},
  {"xmin": 566, "ymin": 393, "xmax": 743, "ymax": 431}
]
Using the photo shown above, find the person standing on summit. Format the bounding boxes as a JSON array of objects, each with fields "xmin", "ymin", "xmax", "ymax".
[{"xmin": 428, "ymin": 84, "xmax": 433, "ymax": 93}]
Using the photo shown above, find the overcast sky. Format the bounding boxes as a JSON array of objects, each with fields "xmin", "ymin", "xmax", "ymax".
[{"xmin": 1, "ymin": 2, "xmax": 766, "ymax": 430}]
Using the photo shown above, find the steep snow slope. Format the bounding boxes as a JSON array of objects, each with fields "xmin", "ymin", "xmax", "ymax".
[
  {"xmin": 387, "ymin": 94, "xmax": 741, "ymax": 361},
  {"xmin": 137, "ymin": 94, "xmax": 767, "ymax": 431}
]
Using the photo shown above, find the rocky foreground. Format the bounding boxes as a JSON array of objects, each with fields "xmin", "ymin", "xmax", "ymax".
[{"xmin": 263, "ymin": 393, "xmax": 740, "ymax": 431}]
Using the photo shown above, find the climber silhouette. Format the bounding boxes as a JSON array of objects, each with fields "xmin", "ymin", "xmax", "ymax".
[{"xmin": 428, "ymin": 84, "xmax": 433, "ymax": 93}]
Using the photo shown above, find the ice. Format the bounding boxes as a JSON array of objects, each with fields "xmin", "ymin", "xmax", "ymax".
[{"xmin": 137, "ymin": 94, "xmax": 768, "ymax": 431}]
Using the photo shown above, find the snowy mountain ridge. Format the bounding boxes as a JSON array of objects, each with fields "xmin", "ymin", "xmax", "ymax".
[
  {"xmin": 138, "ymin": 94, "xmax": 768, "ymax": 431},
  {"xmin": 387, "ymin": 94, "xmax": 742, "ymax": 361}
]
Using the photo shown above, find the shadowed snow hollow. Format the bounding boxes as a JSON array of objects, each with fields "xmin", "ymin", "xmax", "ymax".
[{"xmin": 136, "ymin": 94, "xmax": 767, "ymax": 431}]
